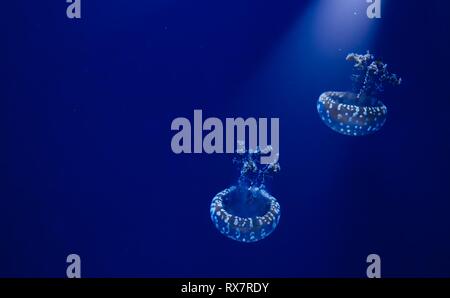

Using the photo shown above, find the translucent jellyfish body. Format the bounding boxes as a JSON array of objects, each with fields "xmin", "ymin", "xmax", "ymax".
[
  {"xmin": 210, "ymin": 147, "xmax": 280, "ymax": 242},
  {"xmin": 318, "ymin": 51, "xmax": 401, "ymax": 136},
  {"xmin": 317, "ymin": 91, "xmax": 387, "ymax": 136},
  {"xmin": 211, "ymin": 186, "xmax": 280, "ymax": 242}
]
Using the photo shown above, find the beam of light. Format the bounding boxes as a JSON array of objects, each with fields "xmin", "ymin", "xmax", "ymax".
[
  {"xmin": 308, "ymin": 0, "xmax": 379, "ymax": 55},
  {"xmin": 236, "ymin": 0, "xmax": 382, "ymax": 110}
]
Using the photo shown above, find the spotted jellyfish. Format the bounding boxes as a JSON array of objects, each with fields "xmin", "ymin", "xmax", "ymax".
[
  {"xmin": 210, "ymin": 146, "xmax": 281, "ymax": 243},
  {"xmin": 317, "ymin": 51, "xmax": 402, "ymax": 136}
]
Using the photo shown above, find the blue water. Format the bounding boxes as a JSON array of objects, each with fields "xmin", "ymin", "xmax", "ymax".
[{"xmin": 2, "ymin": 0, "xmax": 450, "ymax": 277}]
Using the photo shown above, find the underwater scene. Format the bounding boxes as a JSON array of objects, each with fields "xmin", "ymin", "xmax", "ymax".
[{"xmin": 2, "ymin": 0, "xmax": 450, "ymax": 278}]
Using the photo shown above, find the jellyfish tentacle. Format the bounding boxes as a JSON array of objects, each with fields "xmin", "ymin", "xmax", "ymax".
[{"xmin": 347, "ymin": 51, "xmax": 402, "ymax": 101}]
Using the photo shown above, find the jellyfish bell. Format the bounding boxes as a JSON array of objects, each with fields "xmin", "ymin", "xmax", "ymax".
[
  {"xmin": 210, "ymin": 185, "xmax": 280, "ymax": 243},
  {"xmin": 317, "ymin": 91, "xmax": 387, "ymax": 136}
]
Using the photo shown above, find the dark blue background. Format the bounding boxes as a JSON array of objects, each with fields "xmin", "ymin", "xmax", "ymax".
[{"xmin": 2, "ymin": 0, "xmax": 450, "ymax": 277}]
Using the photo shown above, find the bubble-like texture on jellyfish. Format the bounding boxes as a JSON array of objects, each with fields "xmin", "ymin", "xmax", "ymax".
[
  {"xmin": 318, "ymin": 51, "xmax": 401, "ymax": 136},
  {"xmin": 317, "ymin": 91, "xmax": 388, "ymax": 136},
  {"xmin": 210, "ymin": 147, "xmax": 280, "ymax": 243}
]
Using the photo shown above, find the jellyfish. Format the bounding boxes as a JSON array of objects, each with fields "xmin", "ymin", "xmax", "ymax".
[
  {"xmin": 317, "ymin": 51, "xmax": 402, "ymax": 136},
  {"xmin": 210, "ymin": 146, "xmax": 281, "ymax": 243}
]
